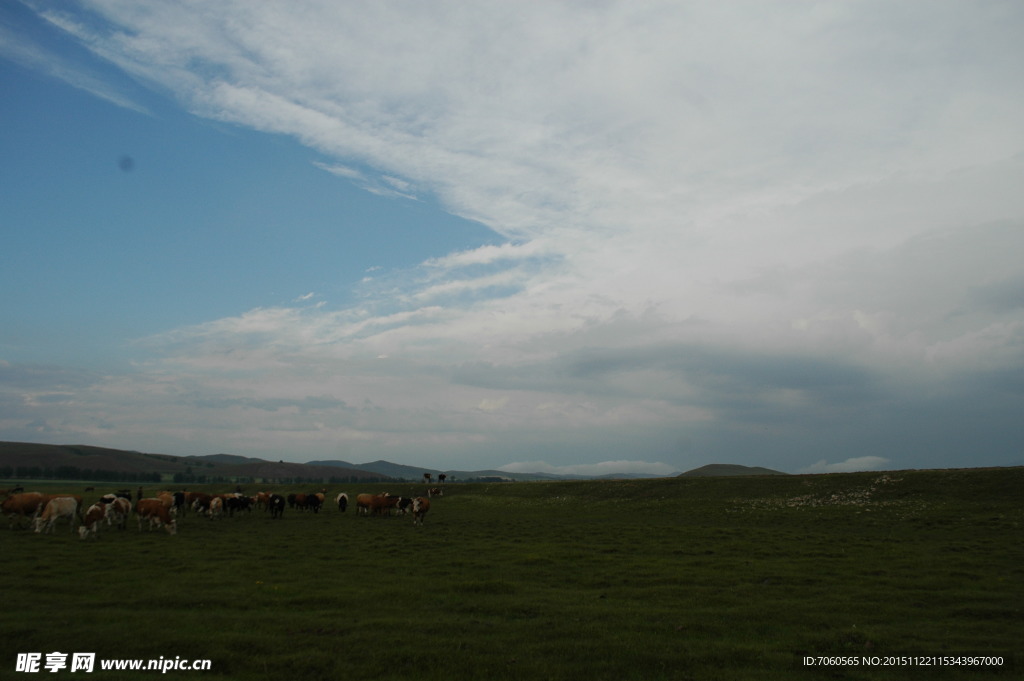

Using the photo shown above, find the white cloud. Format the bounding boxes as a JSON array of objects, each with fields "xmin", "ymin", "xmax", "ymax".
[
  {"xmin": 498, "ymin": 460, "xmax": 678, "ymax": 477},
  {"xmin": 0, "ymin": 18, "xmax": 148, "ymax": 114},
  {"xmin": 476, "ymin": 397, "xmax": 509, "ymax": 413},
  {"xmin": 7, "ymin": 2, "xmax": 1024, "ymax": 472},
  {"xmin": 799, "ymin": 457, "xmax": 891, "ymax": 474}
]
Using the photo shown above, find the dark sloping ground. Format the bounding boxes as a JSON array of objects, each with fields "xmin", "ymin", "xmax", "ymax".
[{"xmin": 680, "ymin": 463, "xmax": 789, "ymax": 477}]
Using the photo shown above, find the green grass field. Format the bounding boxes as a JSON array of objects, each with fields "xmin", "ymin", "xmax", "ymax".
[{"xmin": 3, "ymin": 468, "xmax": 1022, "ymax": 680}]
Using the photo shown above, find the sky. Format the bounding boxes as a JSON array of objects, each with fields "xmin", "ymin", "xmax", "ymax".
[{"xmin": 2, "ymin": 1, "xmax": 1023, "ymax": 477}]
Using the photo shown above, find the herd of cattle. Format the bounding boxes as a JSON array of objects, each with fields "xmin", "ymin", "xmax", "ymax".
[{"xmin": 0, "ymin": 486, "xmax": 441, "ymax": 539}]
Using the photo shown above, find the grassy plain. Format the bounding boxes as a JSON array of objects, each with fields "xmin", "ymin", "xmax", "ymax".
[{"xmin": 2, "ymin": 468, "xmax": 1022, "ymax": 680}]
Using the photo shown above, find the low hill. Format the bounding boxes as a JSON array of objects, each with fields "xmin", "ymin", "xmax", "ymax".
[
  {"xmin": 0, "ymin": 441, "xmax": 380, "ymax": 482},
  {"xmin": 213, "ymin": 460, "xmax": 383, "ymax": 482},
  {"xmin": 3, "ymin": 440, "xmax": 686, "ymax": 483},
  {"xmin": 0, "ymin": 441, "xmax": 187, "ymax": 475},
  {"xmin": 310, "ymin": 459, "xmax": 436, "ymax": 480},
  {"xmin": 680, "ymin": 463, "xmax": 788, "ymax": 477}
]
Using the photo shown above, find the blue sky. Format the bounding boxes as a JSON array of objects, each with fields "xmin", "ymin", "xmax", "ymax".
[{"xmin": 2, "ymin": 1, "xmax": 1023, "ymax": 476}]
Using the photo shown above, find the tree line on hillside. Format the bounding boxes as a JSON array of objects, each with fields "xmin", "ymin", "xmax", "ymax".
[
  {"xmin": 171, "ymin": 472, "xmax": 392, "ymax": 485},
  {"xmin": 1, "ymin": 465, "xmax": 161, "ymax": 483},
  {"xmin": 0, "ymin": 464, "xmax": 394, "ymax": 486}
]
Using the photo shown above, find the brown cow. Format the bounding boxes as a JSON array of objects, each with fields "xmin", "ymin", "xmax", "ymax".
[
  {"xmin": 135, "ymin": 499, "xmax": 177, "ymax": 535},
  {"xmin": 412, "ymin": 497, "xmax": 430, "ymax": 526},
  {"xmin": 156, "ymin": 492, "xmax": 176, "ymax": 513},
  {"xmin": 188, "ymin": 493, "xmax": 212, "ymax": 514},
  {"xmin": 355, "ymin": 493, "xmax": 376, "ymax": 516},
  {"xmin": 79, "ymin": 502, "xmax": 106, "ymax": 540},
  {"xmin": 355, "ymin": 493, "xmax": 396, "ymax": 516},
  {"xmin": 208, "ymin": 496, "xmax": 224, "ymax": 520},
  {"xmin": 2, "ymin": 492, "xmax": 45, "ymax": 529}
]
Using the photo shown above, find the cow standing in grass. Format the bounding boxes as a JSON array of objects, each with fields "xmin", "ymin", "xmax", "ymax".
[
  {"xmin": 268, "ymin": 494, "xmax": 285, "ymax": 519},
  {"xmin": 412, "ymin": 497, "xmax": 430, "ymax": 526},
  {"xmin": 105, "ymin": 496, "xmax": 131, "ymax": 530},
  {"xmin": 35, "ymin": 497, "xmax": 79, "ymax": 534},
  {"xmin": 79, "ymin": 503, "xmax": 106, "ymax": 540},
  {"xmin": 136, "ymin": 499, "xmax": 177, "ymax": 535},
  {"xmin": 2, "ymin": 492, "xmax": 45, "ymax": 529},
  {"xmin": 356, "ymin": 493, "xmax": 397, "ymax": 516}
]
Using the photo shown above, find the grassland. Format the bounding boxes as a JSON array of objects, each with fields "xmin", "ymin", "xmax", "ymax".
[{"xmin": 2, "ymin": 468, "xmax": 1022, "ymax": 680}]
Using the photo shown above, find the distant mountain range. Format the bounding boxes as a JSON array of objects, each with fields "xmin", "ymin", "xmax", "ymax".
[
  {"xmin": 306, "ymin": 459, "xmax": 679, "ymax": 481},
  {"xmin": 0, "ymin": 441, "xmax": 693, "ymax": 482}
]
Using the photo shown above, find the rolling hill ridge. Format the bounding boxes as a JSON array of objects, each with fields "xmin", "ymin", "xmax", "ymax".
[{"xmin": 0, "ymin": 441, "xmax": 685, "ymax": 482}]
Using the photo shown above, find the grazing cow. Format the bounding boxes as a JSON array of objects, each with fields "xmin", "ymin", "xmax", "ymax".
[
  {"xmin": 208, "ymin": 496, "xmax": 224, "ymax": 520},
  {"xmin": 222, "ymin": 494, "xmax": 251, "ymax": 517},
  {"xmin": 2, "ymin": 492, "xmax": 46, "ymax": 529},
  {"xmin": 156, "ymin": 492, "xmax": 177, "ymax": 515},
  {"xmin": 268, "ymin": 494, "xmax": 285, "ymax": 519},
  {"xmin": 35, "ymin": 497, "xmax": 79, "ymax": 534},
  {"xmin": 306, "ymin": 493, "xmax": 323, "ymax": 514},
  {"xmin": 34, "ymin": 493, "xmax": 83, "ymax": 520},
  {"xmin": 135, "ymin": 499, "xmax": 177, "ymax": 534},
  {"xmin": 172, "ymin": 492, "xmax": 186, "ymax": 515},
  {"xmin": 412, "ymin": 497, "xmax": 430, "ymax": 526},
  {"xmin": 79, "ymin": 502, "xmax": 106, "ymax": 540},
  {"xmin": 428, "ymin": 487, "xmax": 443, "ymax": 497},
  {"xmin": 189, "ymin": 493, "xmax": 212, "ymax": 514},
  {"xmin": 255, "ymin": 492, "xmax": 271, "ymax": 511},
  {"xmin": 335, "ymin": 493, "xmax": 349, "ymax": 512},
  {"xmin": 105, "ymin": 496, "xmax": 131, "ymax": 529}
]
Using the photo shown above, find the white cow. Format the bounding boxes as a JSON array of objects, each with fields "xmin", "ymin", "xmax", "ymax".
[
  {"xmin": 101, "ymin": 496, "xmax": 131, "ymax": 529},
  {"xmin": 35, "ymin": 497, "xmax": 79, "ymax": 534}
]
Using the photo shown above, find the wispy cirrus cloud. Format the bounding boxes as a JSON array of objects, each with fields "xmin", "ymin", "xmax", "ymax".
[{"xmin": 0, "ymin": 16, "xmax": 148, "ymax": 114}]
